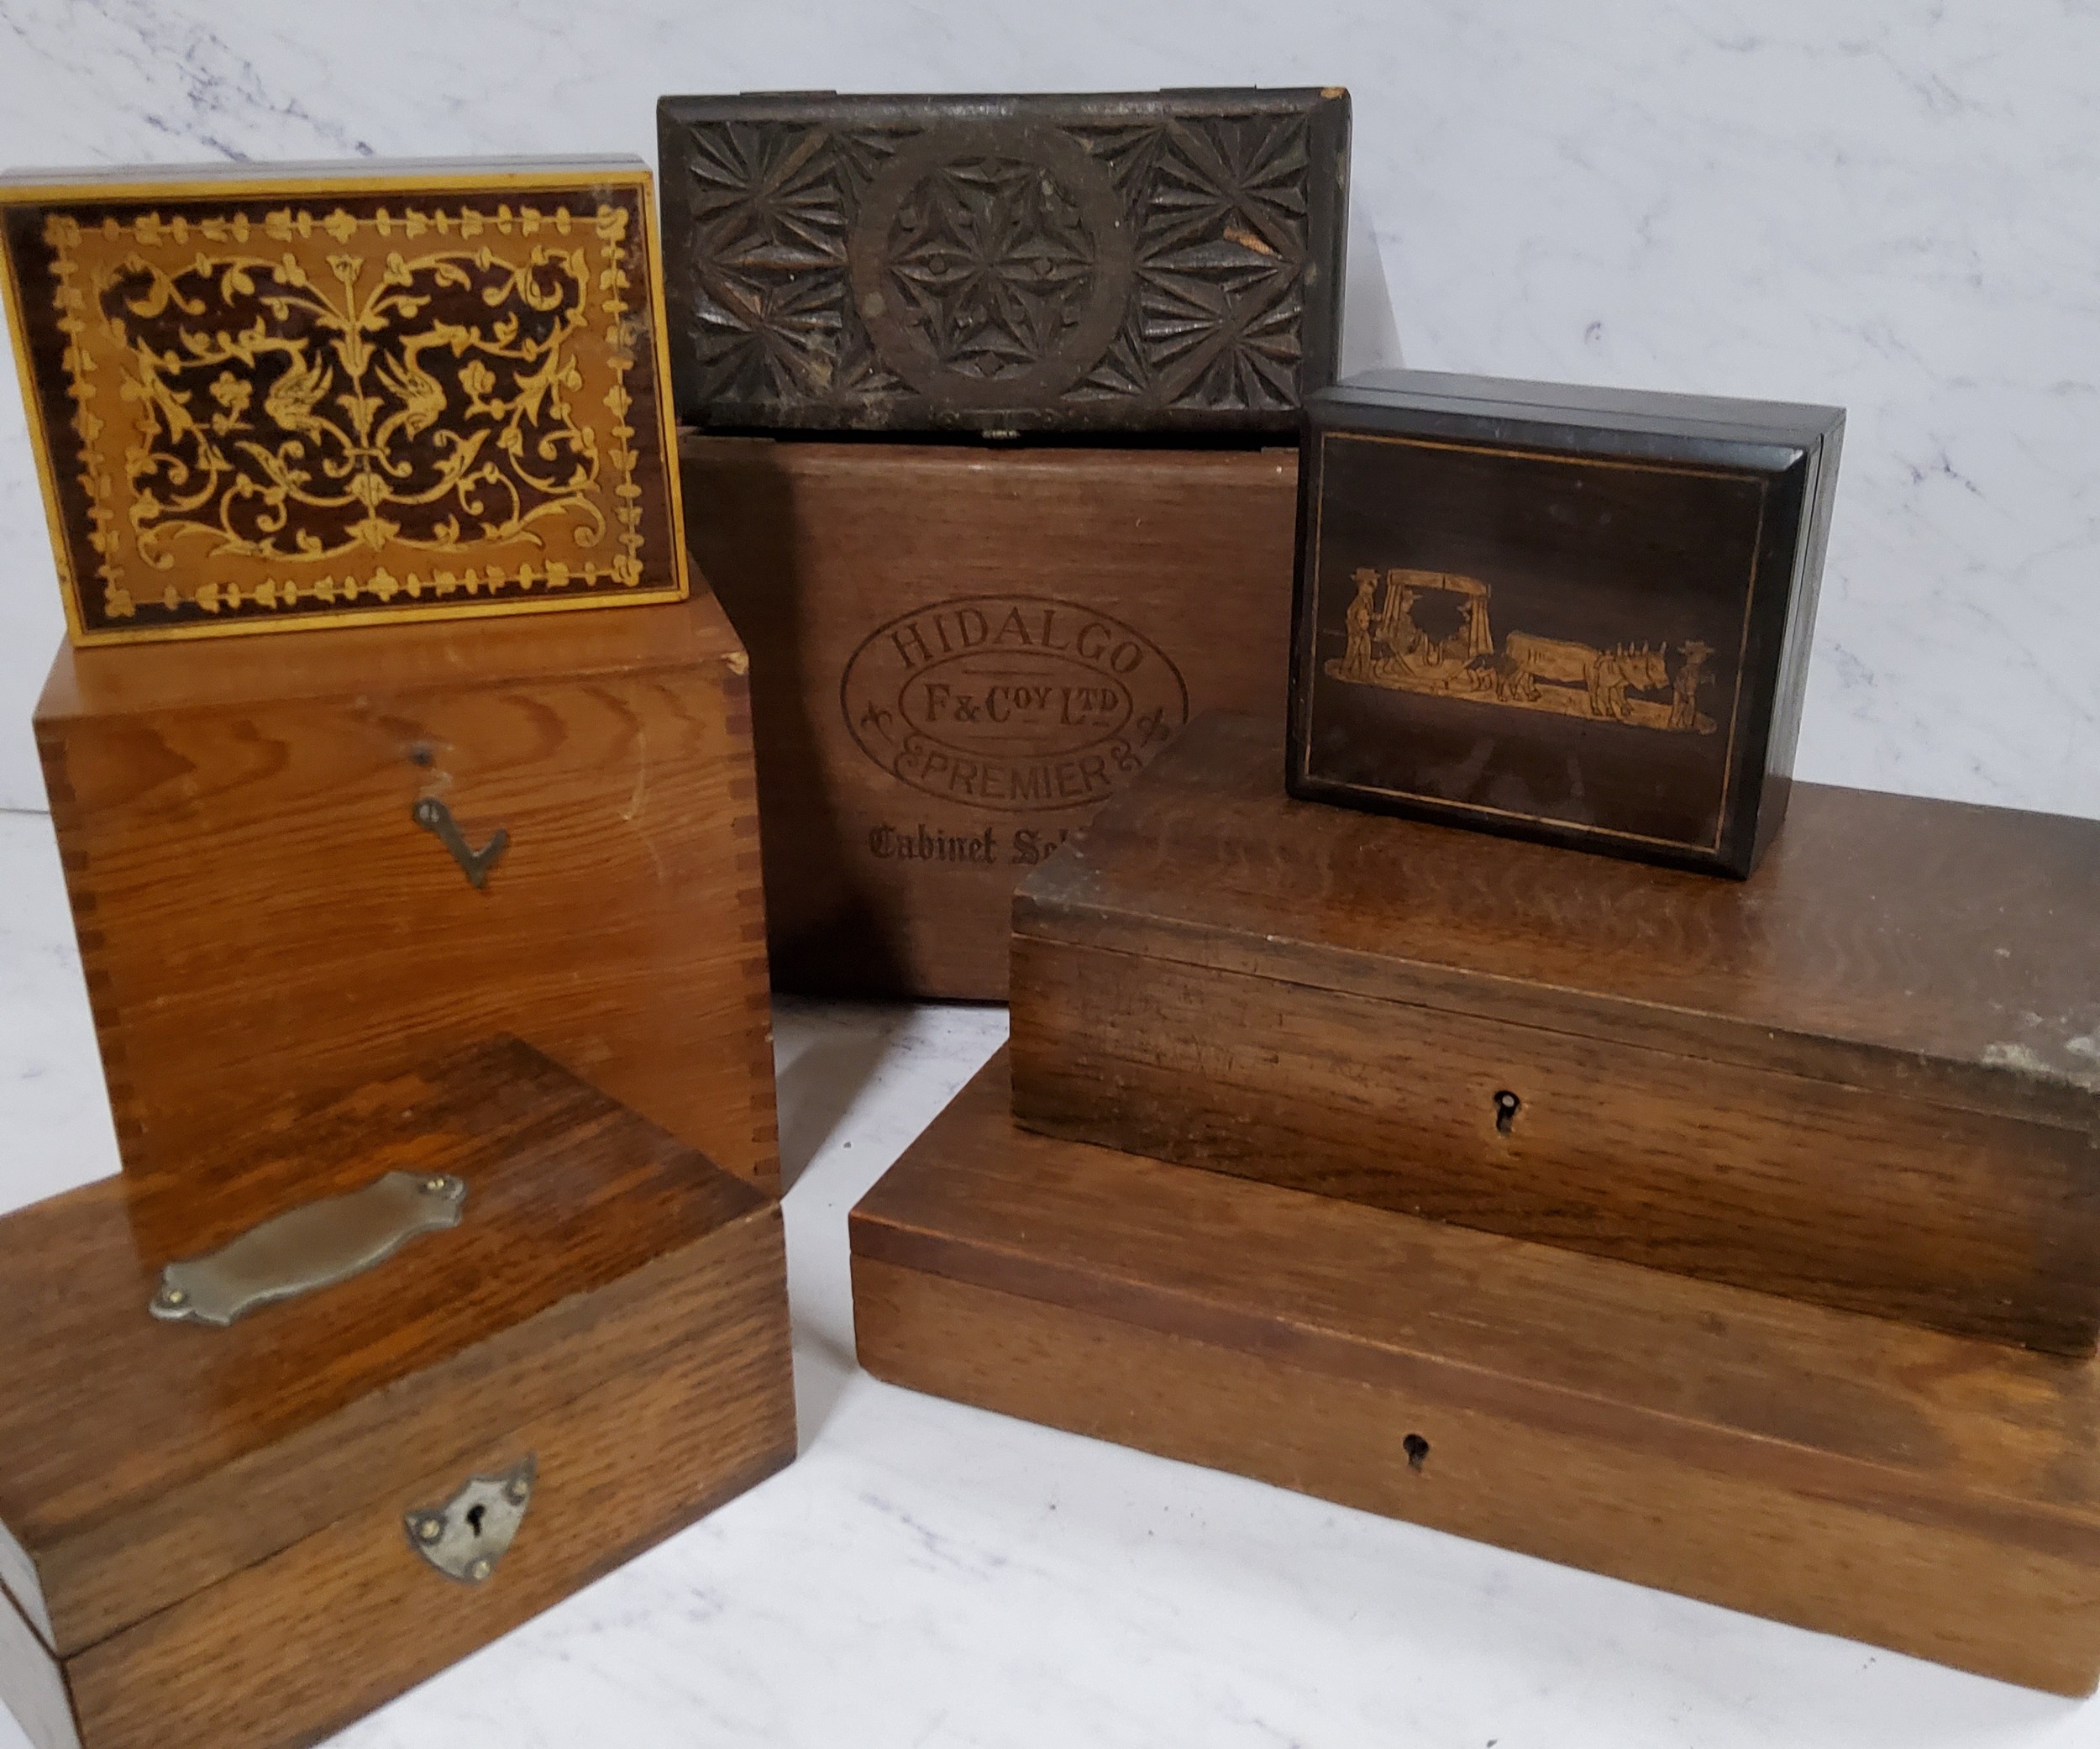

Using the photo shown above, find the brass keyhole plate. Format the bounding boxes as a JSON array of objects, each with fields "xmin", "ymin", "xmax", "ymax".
[{"xmin": 405, "ymin": 1454, "xmax": 537, "ymax": 1584}]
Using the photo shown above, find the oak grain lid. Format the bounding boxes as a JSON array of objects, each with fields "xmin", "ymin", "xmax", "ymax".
[
  {"xmin": 0, "ymin": 1038, "xmax": 769, "ymax": 1661},
  {"xmin": 0, "ymin": 155, "xmax": 691, "ymax": 646},
  {"xmin": 1015, "ymin": 712, "xmax": 2100, "ymax": 1135},
  {"xmin": 655, "ymin": 88, "xmax": 1351, "ymax": 436}
]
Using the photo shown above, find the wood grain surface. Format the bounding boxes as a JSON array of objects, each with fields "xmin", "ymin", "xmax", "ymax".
[
  {"xmin": 657, "ymin": 90, "xmax": 1348, "ymax": 437},
  {"xmin": 852, "ymin": 1053, "xmax": 2100, "ymax": 1694},
  {"xmin": 34, "ymin": 587, "xmax": 777, "ymax": 1190},
  {"xmin": 1010, "ymin": 711, "xmax": 2100, "ymax": 1351},
  {"xmin": 682, "ymin": 437, "xmax": 1296, "ymax": 999},
  {"xmin": 0, "ymin": 1040, "xmax": 789, "ymax": 1662}
]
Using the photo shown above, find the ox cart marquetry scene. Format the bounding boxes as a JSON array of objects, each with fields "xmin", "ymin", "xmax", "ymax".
[{"xmin": 1325, "ymin": 566, "xmax": 1717, "ymax": 734}]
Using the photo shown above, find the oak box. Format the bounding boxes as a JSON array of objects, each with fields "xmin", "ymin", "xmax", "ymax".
[
  {"xmin": 1011, "ymin": 713, "xmax": 2100, "ymax": 1353},
  {"xmin": 0, "ymin": 1042, "xmax": 795, "ymax": 1749}
]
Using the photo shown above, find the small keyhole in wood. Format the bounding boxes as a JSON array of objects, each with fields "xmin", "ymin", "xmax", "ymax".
[
  {"xmin": 1403, "ymin": 1433, "xmax": 1430, "ymax": 1473},
  {"xmin": 465, "ymin": 1504, "xmax": 487, "ymax": 1537},
  {"xmin": 1493, "ymin": 1090, "xmax": 1520, "ymax": 1135},
  {"xmin": 409, "ymin": 743, "xmax": 436, "ymax": 768}
]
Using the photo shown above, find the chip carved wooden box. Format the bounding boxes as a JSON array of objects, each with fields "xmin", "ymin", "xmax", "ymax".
[
  {"xmin": 0, "ymin": 1040, "xmax": 795, "ymax": 1749},
  {"xmin": 34, "ymin": 586, "xmax": 779, "ymax": 1192},
  {"xmin": 657, "ymin": 89, "xmax": 1350, "ymax": 437},
  {"xmin": 1290, "ymin": 370, "xmax": 1844, "ymax": 876},
  {"xmin": 853, "ymin": 1053, "xmax": 2100, "ymax": 1695},
  {"xmin": 1011, "ymin": 712, "xmax": 2100, "ymax": 1354},
  {"xmin": 0, "ymin": 157, "xmax": 689, "ymax": 644}
]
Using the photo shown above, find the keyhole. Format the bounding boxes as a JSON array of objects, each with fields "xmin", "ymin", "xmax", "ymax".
[
  {"xmin": 465, "ymin": 1504, "xmax": 487, "ymax": 1537},
  {"xmin": 1493, "ymin": 1090, "xmax": 1520, "ymax": 1135},
  {"xmin": 1403, "ymin": 1433, "xmax": 1430, "ymax": 1473}
]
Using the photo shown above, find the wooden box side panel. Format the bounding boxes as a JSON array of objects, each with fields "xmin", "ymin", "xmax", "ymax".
[
  {"xmin": 1009, "ymin": 935, "xmax": 2100, "ymax": 1352},
  {"xmin": 64, "ymin": 1217, "xmax": 795, "ymax": 1749},
  {"xmin": 34, "ymin": 610, "xmax": 777, "ymax": 1190},
  {"xmin": 683, "ymin": 439, "xmax": 1297, "ymax": 999},
  {"xmin": 853, "ymin": 1254, "xmax": 2100, "ymax": 1696}
]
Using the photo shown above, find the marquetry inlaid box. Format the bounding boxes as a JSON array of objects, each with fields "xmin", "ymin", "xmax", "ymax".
[
  {"xmin": 1290, "ymin": 370, "xmax": 1844, "ymax": 877},
  {"xmin": 854, "ymin": 1053, "xmax": 2100, "ymax": 1696},
  {"xmin": 0, "ymin": 157, "xmax": 689, "ymax": 644},
  {"xmin": 0, "ymin": 1040, "xmax": 795, "ymax": 1749},
  {"xmin": 1011, "ymin": 712, "xmax": 2100, "ymax": 1355},
  {"xmin": 34, "ymin": 586, "xmax": 778, "ymax": 1193}
]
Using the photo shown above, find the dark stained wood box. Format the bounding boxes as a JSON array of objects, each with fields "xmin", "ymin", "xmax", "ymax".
[
  {"xmin": 0, "ymin": 1041, "xmax": 795, "ymax": 1749},
  {"xmin": 656, "ymin": 89, "xmax": 1350, "ymax": 438},
  {"xmin": 682, "ymin": 435, "xmax": 1296, "ymax": 999},
  {"xmin": 0, "ymin": 157, "xmax": 690, "ymax": 645},
  {"xmin": 34, "ymin": 586, "xmax": 779, "ymax": 1193},
  {"xmin": 853, "ymin": 1053, "xmax": 2100, "ymax": 1695},
  {"xmin": 1011, "ymin": 713, "xmax": 2100, "ymax": 1353},
  {"xmin": 1289, "ymin": 369, "xmax": 1844, "ymax": 876}
]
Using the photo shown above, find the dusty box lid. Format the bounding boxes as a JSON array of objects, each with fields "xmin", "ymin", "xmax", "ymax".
[
  {"xmin": 1015, "ymin": 712, "xmax": 2100, "ymax": 1134},
  {"xmin": 654, "ymin": 88, "xmax": 1352, "ymax": 437},
  {"xmin": 0, "ymin": 156, "xmax": 690, "ymax": 646},
  {"xmin": 0, "ymin": 1038, "xmax": 769, "ymax": 1660}
]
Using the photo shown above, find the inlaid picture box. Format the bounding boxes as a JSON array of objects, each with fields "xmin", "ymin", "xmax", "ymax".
[{"xmin": 1289, "ymin": 370, "xmax": 1843, "ymax": 877}]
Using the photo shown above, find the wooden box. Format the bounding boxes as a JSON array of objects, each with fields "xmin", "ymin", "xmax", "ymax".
[
  {"xmin": 854, "ymin": 1053, "xmax": 2100, "ymax": 1695},
  {"xmin": 1289, "ymin": 369, "xmax": 1844, "ymax": 876},
  {"xmin": 0, "ymin": 1040, "xmax": 795, "ymax": 1749},
  {"xmin": 34, "ymin": 586, "xmax": 778, "ymax": 1191},
  {"xmin": 682, "ymin": 435, "xmax": 1295, "ymax": 999},
  {"xmin": 656, "ymin": 89, "xmax": 1350, "ymax": 437},
  {"xmin": 0, "ymin": 158, "xmax": 689, "ymax": 643},
  {"xmin": 1011, "ymin": 713, "xmax": 2100, "ymax": 1353}
]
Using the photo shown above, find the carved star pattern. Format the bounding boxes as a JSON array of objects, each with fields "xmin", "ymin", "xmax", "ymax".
[
  {"xmin": 673, "ymin": 113, "xmax": 1315, "ymax": 416},
  {"xmin": 885, "ymin": 158, "xmax": 1097, "ymax": 381},
  {"xmin": 679, "ymin": 123, "xmax": 906, "ymax": 403}
]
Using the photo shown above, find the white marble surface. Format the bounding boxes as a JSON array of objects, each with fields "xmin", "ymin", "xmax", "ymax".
[
  {"xmin": 0, "ymin": 801, "xmax": 2095, "ymax": 1748},
  {"xmin": 0, "ymin": 0, "xmax": 2096, "ymax": 817}
]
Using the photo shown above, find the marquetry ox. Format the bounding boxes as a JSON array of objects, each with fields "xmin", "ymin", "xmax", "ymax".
[{"xmin": 1504, "ymin": 633, "xmax": 1669, "ymax": 720}]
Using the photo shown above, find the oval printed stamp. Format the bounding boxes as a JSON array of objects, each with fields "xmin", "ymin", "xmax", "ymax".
[{"xmin": 841, "ymin": 595, "xmax": 1189, "ymax": 812}]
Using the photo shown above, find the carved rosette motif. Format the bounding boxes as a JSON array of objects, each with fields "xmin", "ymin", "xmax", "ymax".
[
  {"xmin": 28, "ymin": 186, "xmax": 675, "ymax": 632},
  {"xmin": 673, "ymin": 106, "xmax": 1320, "ymax": 424}
]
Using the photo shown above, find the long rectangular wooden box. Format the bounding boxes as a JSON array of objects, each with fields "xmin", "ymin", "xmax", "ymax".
[
  {"xmin": 0, "ymin": 157, "xmax": 690, "ymax": 644},
  {"xmin": 853, "ymin": 1053, "xmax": 2100, "ymax": 1695},
  {"xmin": 1011, "ymin": 712, "xmax": 2100, "ymax": 1352},
  {"xmin": 34, "ymin": 585, "xmax": 778, "ymax": 1191},
  {"xmin": 0, "ymin": 1040, "xmax": 795, "ymax": 1749},
  {"xmin": 683, "ymin": 435, "xmax": 1295, "ymax": 998},
  {"xmin": 1290, "ymin": 370, "xmax": 1843, "ymax": 876},
  {"xmin": 656, "ymin": 89, "xmax": 1350, "ymax": 437}
]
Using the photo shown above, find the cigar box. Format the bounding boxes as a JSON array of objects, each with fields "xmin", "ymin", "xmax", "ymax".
[
  {"xmin": 853, "ymin": 1053, "xmax": 2100, "ymax": 1695},
  {"xmin": 1011, "ymin": 713, "xmax": 2100, "ymax": 1353},
  {"xmin": 656, "ymin": 89, "xmax": 1350, "ymax": 437},
  {"xmin": 681, "ymin": 436, "xmax": 1296, "ymax": 998},
  {"xmin": 0, "ymin": 158, "xmax": 689, "ymax": 644},
  {"xmin": 1289, "ymin": 370, "xmax": 1845, "ymax": 876},
  {"xmin": 34, "ymin": 586, "xmax": 778, "ymax": 1191},
  {"xmin": 0, "ymin": 1039, "xmax": 795, "ymax": 1749}
]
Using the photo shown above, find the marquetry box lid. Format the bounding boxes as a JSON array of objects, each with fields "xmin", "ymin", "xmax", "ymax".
[
  {"xmin": 0, "ymin": 157, "xmax": 690, "ymax": 645},
  {"xmin": 0, "ymin": 1040, "xmax": 794, "ymax": 1749},
  {"xmin": 656, "ymin": 88, "xmax": 1352, "ymax": 437},
  {"xmin": 1289, "ymin": 369, "xmax": 1845, "ymax": 877}
]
